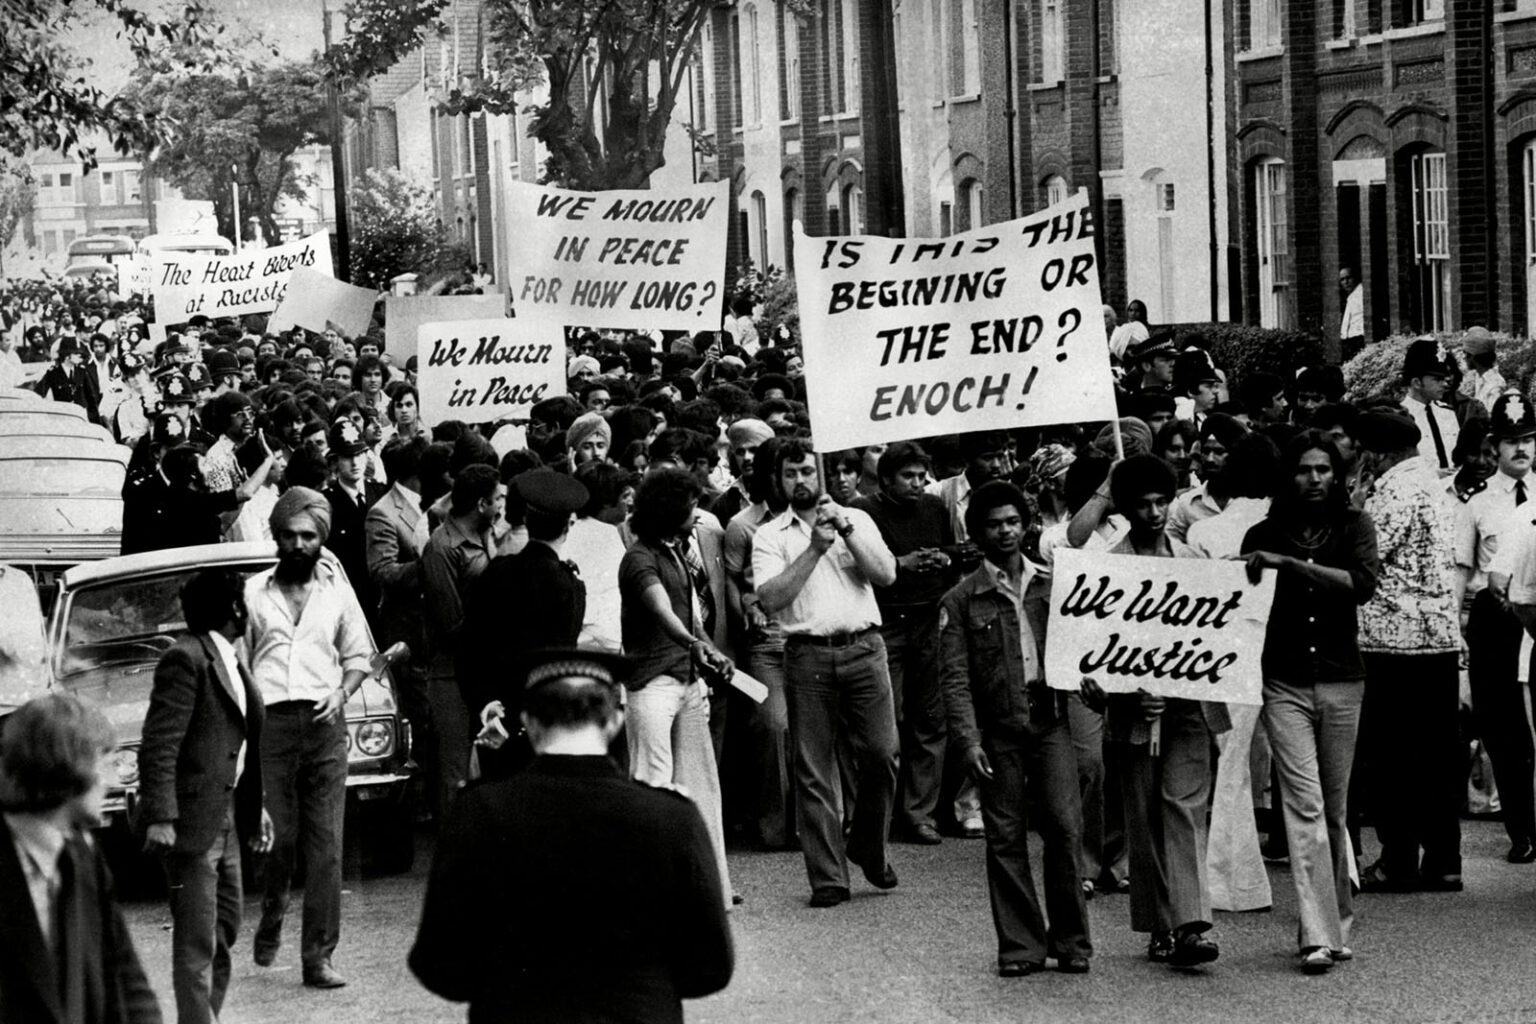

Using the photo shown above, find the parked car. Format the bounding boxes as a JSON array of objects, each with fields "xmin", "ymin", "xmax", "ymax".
[{"xmin": 44, "ymin": 541, "xmax": 417, "ymax": 873}]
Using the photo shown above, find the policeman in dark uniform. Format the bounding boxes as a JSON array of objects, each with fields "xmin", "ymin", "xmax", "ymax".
[
  {"xmin": 323, "ymin": 419, "xmax": 388, "ymax": 628},
  {"xmin": 458, "ymin": 469, "xmax": 589, "ymax": 778},
  {"xmin": 157, "ymin": 369, "xmax": 217, "ymax": 449},
  {"xmin": 410, "ymin": 648, "xmax": 733, "ymax": 1024},
  {"xmin": 121, "ymin": 411, "xmax": 189, "ymax": 555}
]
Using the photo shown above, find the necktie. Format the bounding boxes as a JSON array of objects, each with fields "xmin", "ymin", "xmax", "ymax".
[
  {"xmin": 677, "ymin": 538, "xmax": 716, "ymax": 642},
  {"xmin": 1518, "ymin": 479, "xmax": 1528, "ymax": 507},
  {"xmin": 1424, "ymin": 403, "xmax": 1448, "ymax": 469}
]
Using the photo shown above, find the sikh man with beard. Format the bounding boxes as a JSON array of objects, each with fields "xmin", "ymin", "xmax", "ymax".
[{"xmin": 243, "ymin": 488, "xmax": 374, "ymax": 990}]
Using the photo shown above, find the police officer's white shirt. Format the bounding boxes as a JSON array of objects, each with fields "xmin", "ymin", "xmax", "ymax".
[{"xmin": 1401, "ymin": 393, "xmax": 1459, "ymax": 472}]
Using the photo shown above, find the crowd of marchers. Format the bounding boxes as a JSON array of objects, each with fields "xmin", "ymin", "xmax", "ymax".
[{"xmin": 5, "ymin": 273, "xmax": 1536, "ymax": 1024}]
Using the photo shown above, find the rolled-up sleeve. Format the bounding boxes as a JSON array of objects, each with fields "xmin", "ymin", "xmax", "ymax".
[{"xmin": 334, "ymin": 576, "xmax": 376, "ymax": 673}]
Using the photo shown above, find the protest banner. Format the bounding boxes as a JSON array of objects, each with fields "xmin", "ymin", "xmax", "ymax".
[
  {"xmin": 417, "ymin": 318, "xmax": 566, "ymax": 424},
  {"xmin": 149, "ymin": 230, "xmax": 333, "ymax": 323},
  {"xmin": 1044, "ymin": 548, "xmax": 1276, "ymax": 705},
  {"xmin": 384, "ymin": 293, "xmax": 506, "ymax": 366},
  {"xmin": 792, "ymin": 191, "xmax": 1118, "ymax": 452},
  {"xmin": 267, "ymin": 268, "xmax": 379, "ymax": 337},
  {"xmin": 504, "ymin": 179, "xmax": 730, "ymax": 331}
]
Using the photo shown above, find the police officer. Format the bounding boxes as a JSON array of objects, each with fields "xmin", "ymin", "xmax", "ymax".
[
  {"xmin": 410, "ymin": 648, "xmax": 733, "ymax": 1022},
  {"xmin": 322, "ymin": 419, "xmax": 387, "ymax": 629},
  {"xmin": 459, "ymin": 469, "xmax": 589, "ymax": 778},
  {"xmin": 1400, "ymin": 337, "xmax": 1459, "ymax": 476},
  {"xmin": 1457, "ymin": 393, "xmax": 1536, "ymax": 864}
]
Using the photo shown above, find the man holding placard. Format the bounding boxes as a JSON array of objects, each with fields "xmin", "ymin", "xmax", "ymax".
[
  {"xmin": 1079, "ymin": 455, "xmax": 1229, "ymax": 970},
  {"xmin": 939, "ymin": 480, "xmax": 1091, "ymax": 976},
  {"xmin": 752, "ymin": 439, "xmax": 900, "ymax": 908}
]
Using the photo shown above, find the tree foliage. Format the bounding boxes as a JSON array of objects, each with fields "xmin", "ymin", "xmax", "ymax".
[
  {"xmin": 348, "ymin": 168, "xmax": 469, "ymax": 290},
  {"xmin": 0, "ymin": 0, "xmax": 238, "ymax": 169},
  {"xmin": 326, "ymin": 0, "xmax": 725, "ymax": 190},
  {"xmin": 122, "ymin": 58, "xmax": 338, "ymax": 245}
]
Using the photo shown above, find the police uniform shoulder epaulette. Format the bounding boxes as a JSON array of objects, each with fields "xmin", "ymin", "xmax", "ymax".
[{"xmin": 1458, "ymin": 478, "xmax": 1487, "ymax": 503}]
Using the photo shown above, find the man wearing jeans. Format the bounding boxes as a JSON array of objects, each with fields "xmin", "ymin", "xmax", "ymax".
[
  {"xmin": 244, "ymin": 487, "xmax": 374, "ymax": 989},
  {"xmin": 939, "ymin": 480, "xmax": 1090, "ymax": 976},
  {"xmin": 754, "ymin": 439, "xmax": 899, "ymax": 907}
]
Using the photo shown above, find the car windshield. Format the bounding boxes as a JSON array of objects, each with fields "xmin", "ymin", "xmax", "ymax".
[
  {"xmin": 56, "ymin": 565, "xmax": 266, "ymax": 680},
  {"xmin": 0, "ymin": 460, "xmax": 123, "ymax": 496}
]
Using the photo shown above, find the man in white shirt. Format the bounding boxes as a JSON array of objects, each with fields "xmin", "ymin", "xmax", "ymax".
[
  {"xmin": 1108, "ymin": 299, "xmax": 1150, "ymax": 364},
  {"xmin": 244, "ymin": 487, "xmax": 374, "ymax": 989},
  {"xmin": 754, "ymin": 439, "xmax": 899, "ymax": 907},
  {"xmin": 1339, "ymin": 266, "xmax": 1365, "ymax": 362},
  {"xmin": 1399, "ymin": 337, "xmax": 1459, "ymax": 476}
]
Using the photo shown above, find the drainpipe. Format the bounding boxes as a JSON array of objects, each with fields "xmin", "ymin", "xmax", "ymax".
[
  {"xmin": 1205, "ymin": 0, "xmax": 1219, "ymax": 322},
  {"xmin": 1003, "ymin": 0, "xmax": 1018, "ymax": 218}
]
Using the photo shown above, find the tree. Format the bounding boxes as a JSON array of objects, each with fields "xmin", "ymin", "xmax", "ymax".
[
  {"xmin": 121, "ymin": 58, "xmax": 338, "ymax": 244},
  {"xmin": 327, "ymin": 0, "xmax": 764, "ymax": 190},
  {"xmin": 0, "ymin": 0, "xmax": 234, "ymax": 170},
  {"xmin": 0, "ymin": 163, "xmax": 37, "ymax": 277},
  {"xmin": 348, "ymin": 168, "xmax": 469, "ymax": 290}
]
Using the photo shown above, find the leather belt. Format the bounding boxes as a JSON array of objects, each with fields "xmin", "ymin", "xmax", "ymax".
[{"xmin": 786, "ymin": 625, "xmax": 879, "ymax": 648}]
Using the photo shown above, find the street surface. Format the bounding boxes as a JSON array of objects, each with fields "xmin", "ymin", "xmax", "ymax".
[{"xmin": 120, "ymin": 818, "xmax": 1536, "ymax": 1024}]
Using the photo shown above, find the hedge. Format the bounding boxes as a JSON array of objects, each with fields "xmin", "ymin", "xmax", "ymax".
[
  {"xmin": 1342, "ymin": 330, "xmax": 1536, "ymax": 405},
  {"xmin": 1163, "ymin": 322, "xmax": 1327, "ymax": 392}
]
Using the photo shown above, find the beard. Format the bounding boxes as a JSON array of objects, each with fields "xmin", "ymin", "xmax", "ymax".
[
  {"xmin": 789, "ymin": 484, "xmax": 820, "ymax": 511},
  {"xmin": 274, "ymin": 547, "xmax": 321, "ymax": 583}
]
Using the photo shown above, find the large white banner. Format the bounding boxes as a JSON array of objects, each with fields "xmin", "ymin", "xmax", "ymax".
[
  {"xmin": 267, "ymin": 268, "xmax": 378, "ymax": 337},
  {"xmin": 1044, "ymin": 548, "xmax": 1276, "ymax": 705},
  {"xmin": 793, "ymin": 192, "xmax": 1118, "ymax": 451},
  {"xmin": 384, "ymin": 293, "xmax": 506, "ymax": 366},
  {"xmin": 417, "ymin": 318, "xmax": 566, "ymax": 424},
  {"xmin": 150, "ymin": 231, "xmax": 333, "ymax": 323},
  {"xmin": 504, "ymin": 180, "xmax": 730, "ymax": 331}
]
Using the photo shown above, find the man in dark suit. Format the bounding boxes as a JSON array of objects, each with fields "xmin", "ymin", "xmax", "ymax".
[
  {"xmin": 140, "ymin": 570, "xmax": 274, "ymax": 1024},
  {"xmin": 366, "ymin": 436, "xmax": 432, "ymax": 782},
  {"xmin": 410, "ymin": 649, "xmax": 733, "ymax": 1023},
  {"xmin": 459, "ymin": 470, "xmax": 588, "ymax": 778},
  {"xmin": 1, "ymin": 694, "xmax": 163, "ymax": 1024},
  {"xmin": 323, "ymin": 419, "xmax": 388, "ymax": 629}
]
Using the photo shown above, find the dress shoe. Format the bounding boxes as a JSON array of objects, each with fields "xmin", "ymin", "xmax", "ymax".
[
  {"xmin": 302, "ymin": 961, "xmax": 347, "ymax": 989},
  {"xmin": 253, "ymin": 945, "xmax": 277, "ymax": 968},
  {"xmin": 862, "ymin": 861, "xmax": 899, "ymax": 890},
  {"xmin": 908, "ymin": 824, "xmax": 943, "ymax": 846},
  {"xmin": 1330, "ymin": 946, "xmax": 1353, "ymax": 962},
  {"xmin": 808, "ymin": 887, "xmax": 850, "ymax": 908},
  {"xmin": 1080, "ymin": 879, "xmax": 1096, "ymax": 901},
  {"xmin": 997, "ymin": 960, "xmax": 1046, "ymax": 977},
  {"xmin": 1168, "ymin": 930, "xmax": 1219, "ymax": 968},
  {"xmin": 959, "ymin": 816, "xmax": 986, "ymax": 839},
  {"xmin": 1056, "ymin": 955, "xmax": 1091, "ymax": 974},
  {"xmin": 1359, "ymin": 861, "xmax": 1418, "ymax": 894},
  {"xmin": 1507, "ymin": 839, "xmax": 1536, "ymax": 864},
  {"xmin": 1419, "ymin": 873, "xmax": 1463, "ymax": 892},
  {"xmin": 1299, "ymin": 947, "xmax": 1333, "ymax": 974},
  {"xmin": 1146, "ymin": 932, "xmax": 1175, "ymax": 963}
]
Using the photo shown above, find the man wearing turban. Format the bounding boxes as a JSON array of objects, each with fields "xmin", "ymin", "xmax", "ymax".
[{"xmin": 243, "ymin": 485, "xmax": 375, "ymax": 990}]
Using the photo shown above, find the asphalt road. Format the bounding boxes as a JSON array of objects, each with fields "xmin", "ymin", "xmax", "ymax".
[{"xmin": 121, "ymin": 818, "xmax": 1536, "ymax": 1024}]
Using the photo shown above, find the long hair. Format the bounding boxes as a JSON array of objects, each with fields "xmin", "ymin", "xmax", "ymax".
[
  {"xmin": 1267, "ymin": 429, "xmax": 1351, "ymax": 522},
  {"xmin": 0, "ymin": 695, "xmax": 117, "ymax": 813},
  {"xmin": 630, "ymin": 467, "xmax": 703, "ymax": 545}
]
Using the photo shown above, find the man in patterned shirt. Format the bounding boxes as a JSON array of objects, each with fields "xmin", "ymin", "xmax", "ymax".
[{"xmin": 1353, "ymin": 409, "xmax": 1464, "ymax": 893}]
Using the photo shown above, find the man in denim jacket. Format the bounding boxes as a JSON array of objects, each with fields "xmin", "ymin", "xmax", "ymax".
[{"xmin": 939, "ymin": 480, "xmax": 1091, "ymax": 977}]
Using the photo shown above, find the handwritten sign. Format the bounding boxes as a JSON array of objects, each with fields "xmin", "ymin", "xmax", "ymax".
[
  {"xmin": 267, "ymin": 268, "xmax": 379, "ymax": 337},
  {"xmin": 505, "ymin": 180, "xmax": 730, "ymax": 330},
  {"xmin": 792, "ymin": 192, "xmax": 1117, "ymax": 451},
  {"xmin": 384, "ymin": 293, "xmax": 506, "ymax": 367},
  {"xmin": 417, "ymin": 318, "xmax": 566, "ymax": 423},
  {"xmin": 150, "ymin": 231, "xmax": 333, "ymax": 322},
  {"xmin": 1044, "ymin": 548, "xmax": 1276, "ymax": 705}
]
